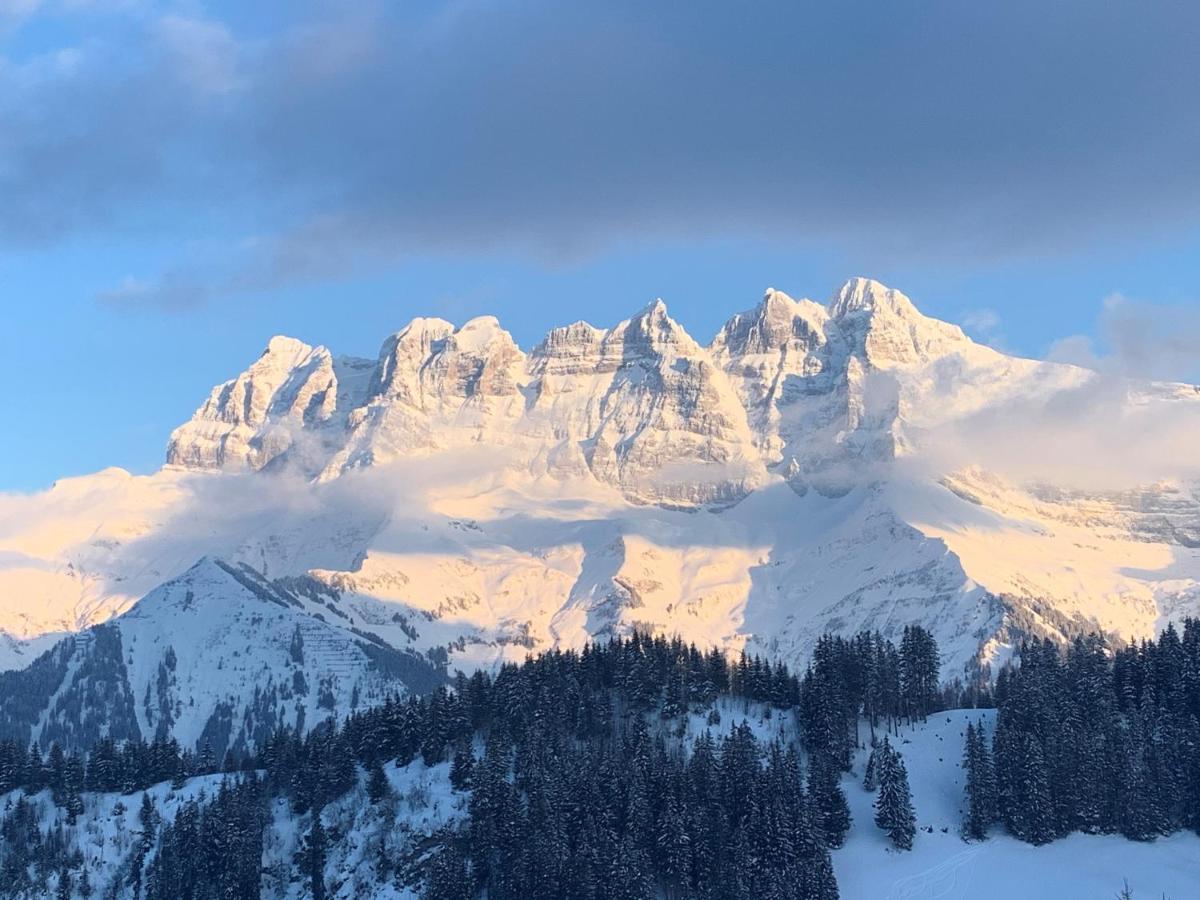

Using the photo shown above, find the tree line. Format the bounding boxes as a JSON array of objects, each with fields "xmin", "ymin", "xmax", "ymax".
[
  {"xmin": 0, "ymin": 628, "xmax": 949, "ymax": 899},
  {"xmin": 963, "ymin": 620, "xmax": 1200, "ymax": 844}
]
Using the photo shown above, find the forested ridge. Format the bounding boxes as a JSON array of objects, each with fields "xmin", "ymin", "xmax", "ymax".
[
  {"xmin": 2, "ymin": 621, "xmax": 1197, "ymax": 899},
  {"xmin": 0, "ymin": 628, "xmax": 946, "ymax": 899}
]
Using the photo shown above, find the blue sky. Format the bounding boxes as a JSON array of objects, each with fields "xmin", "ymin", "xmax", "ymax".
[{"xmin": 2, "ymin": 1, "xmax": 1198, "ymax": 490}]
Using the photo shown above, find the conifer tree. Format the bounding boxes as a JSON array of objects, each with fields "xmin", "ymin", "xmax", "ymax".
[
  {"xmin": 307, "ymin": 814, "xmax": 328, "ymax": 900},
  {"xmin": 129, "ymin": 792, "xmax": 157, "ymax": 899},
  {"xmin": 197, "ymin": 740, "xmax": 216, "ymax": 776},
  {"xmin": 874, "ymin": 739, "xmax": 916, "ymax": 850},
  {"xmin": 963, "ymin": 722, "xmax": 996, "ymax": 840},
  {"xmin": 450, "ymin": 742, "xmax": 475, "ymax": 792},
  {"xmin": 655, "ymin": 792, "xmax": 692, "ymax": 896},
  {"xmin": 367, "ymin": 758, "xmax": 390, "ymax": 804},
  {"xmin": 423, "ymin": 835, "xmax": 473, "ymax": 900},
  {"xmin": 47, "ymin": 743, "xmax": 67, "ymax": 806},
  {"xmin": 863, "ymin": 746, "xmax": 879, "ymax": 791},
  {"xmin": 1005, "ymin": 732, "xmax": 1055, "ymax": 845},
  {"xmin": 808, "ymin": 752, "xmax": 851, "ymax": 848}
]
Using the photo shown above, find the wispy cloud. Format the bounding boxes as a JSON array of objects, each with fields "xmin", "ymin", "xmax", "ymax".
[
  {"xmin": 908, "ymin": 291, "xmax": 1200, "ymax": 491},
  {"xmin": 0, "ymin": 0, "xmax": 41, "ymax": 27},
  {"xmin": 154, "ymin": 15, "xmax": 242, "ymax": 96},
  {"xmin": 1048, "ymin": 293, "xmax": 1200, "ymax": 384},
  {"xmin": 96, "ymin": 272, "xmax": 211, "ymax": 312},
  {"xmin": 925, "ymin": 374, "xmax": 1200, "ymax": 491},
  {"xmin": 960, "ymin": 308, "xmax": 1003, "ymax": 347},
  {"xmin": 2, "ymin": 2, "xmax": 1199, "ymax": 308}
]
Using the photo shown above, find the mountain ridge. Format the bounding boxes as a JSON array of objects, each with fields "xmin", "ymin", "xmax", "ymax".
[
  {"xmin": 163, "ymin": 276, "xmax": 1049, "ymax": 506},
  {"xmin": 0, "ymin": 556, "xmax": 444, "ymax": 754},
  {"xmin": 3, "ymin": 278, "xmax": 1199, "ymax": 717}
]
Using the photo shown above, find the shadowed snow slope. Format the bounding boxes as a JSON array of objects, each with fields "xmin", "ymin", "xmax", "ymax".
[
  {"xmin": 3, "ymin": 279, "xmax": 1200, "ymax": 695},
  {"xmin": 834, "ymin": 710, "xmax": 1200, "ymax": 899}
]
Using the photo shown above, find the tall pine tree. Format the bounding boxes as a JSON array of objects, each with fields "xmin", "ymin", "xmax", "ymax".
[
  {"xmin": 874, "ymin": 738, "xmax": 916, "ymax": 850},
  {"xmin": 962, "ymin": 722, "xmax": 996, "ymax": 840}
]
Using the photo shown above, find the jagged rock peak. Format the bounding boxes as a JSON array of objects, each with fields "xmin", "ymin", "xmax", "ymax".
[
  {"xmin": 447, "ymin": 315, "xmax": 520, "ymax": 353},
  {"xmin": 827, "ymin": 276, "xmax": 922, "ymax": 319},
  {"xmin": 165, "ymin": 334, "xmax": 340, "ymax": 470},
  {"xmin": 392, "ymin": 316, "xmax": 456, "ymax": 343},
  {"xmin": 531, "ymin": 321, "xmax": 608, "ymax": 378},
  {"xmin": 369, "ymin": 314, "xmax": 526, "ymax": 406},
  {"xmin": 371, "ymin": 317, "xmax": 455, "ymax": 400},
  {"xmin": 535, "ymin": 320, "xmax": 605, "ymax": 351},
  {"xmin": 827, "ymin": 277, "xmax": 977, "ymax": 369},
  {"xmin": 754, "ymin": 287, "xmax": 814, "ymax": 330},
  {"xmin": 378, "ymin": 317, "xmax": 455, "ymax": 361},
  {"xmin": 710, "ymin": 288, "xmax": 828, "ymax": 358},
  {"xmin": 263, "ymin": 334, "xmax": 316, "ymax": 358},
  {"xmin": 626, "ymin": 298, "xmax": 678, "ymax": 331},
  {"xmin": 617, "ymin": 297, "xmax": 704, "ymax": 357},
  {"xmin": 641, "ymin": 297, "xmax": 669, "ymax": 319},
  {"xmin": 422, "ymin": 315, "xmax": 525, "ymax": 401},
  {"xmin": 761, "ymin": 286, "xmax": 801, "ymax": 313}
]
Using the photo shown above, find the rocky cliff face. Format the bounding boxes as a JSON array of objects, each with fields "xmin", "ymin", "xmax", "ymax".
[
  {"xmin": 5, "ymin": 277, "xmax": 1200, "ymax": 695},
  {"xmin": 172, "ymin": 298, "xmax": 770, "ymax": 506},
  {"xmin": 166, "ymin": 279, "xmax": 986, "ymax": 505},
  {"xmin": 522, "ymin": 300, "xmax": 766, "ymax": 506},
  {"xmin": 166, "ymin": 337, "xmax": 376, "ymax": 474}
]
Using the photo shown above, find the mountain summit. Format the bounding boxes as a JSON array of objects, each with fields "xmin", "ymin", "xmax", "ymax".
[
  {"xmin": 4, "ymin": 279, "xmax": 1199, "ymax": 698},
  {"xmin": 163, "ymin": 278, "xmax": 1004, "ymax": 503}
]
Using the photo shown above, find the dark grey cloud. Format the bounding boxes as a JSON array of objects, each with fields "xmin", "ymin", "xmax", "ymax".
[{"xmin": 2, "ymin": 1, "xmax": 1199, "ymax": 306}]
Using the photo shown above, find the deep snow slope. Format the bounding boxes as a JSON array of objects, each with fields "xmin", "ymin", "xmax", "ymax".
[
  {"xmin": 834, "ymin": 710, "xmax": 1200, "ymax": 899},
  {"xmin": 0, "ymin": 557, "xmax": 444, "ymax": 753},
  {"xmin": 4, "ymin": 278, "xmax": 1200, "ymax": 683}
]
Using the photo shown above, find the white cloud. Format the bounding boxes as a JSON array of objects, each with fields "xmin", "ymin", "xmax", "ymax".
[
  {"xmin": 1046, "ymin": 333, "xmax": 1102, "ymax": 370},
  {"xmin": 960, "ymin": 308, "xmax": 1002, "ymax": 346},
  {"xmin": 1047, "ymin": 292, "xmax": 1200, "ymax": 384},
  {"xmin": 916, "ymin": 368, "xmax": 1200, "ymax": 493},
  {"xmin": 0, "ymin": 0, "xmax": 41, "ymax": 22},
  {"xmin": 155, "ymin": 15, "xmax": 242, "ymax": 95}
]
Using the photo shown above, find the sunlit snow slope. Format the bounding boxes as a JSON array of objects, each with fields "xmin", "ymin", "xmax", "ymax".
[{"xmin": 3, "ymin": 278, "xmax": 1200, "ymax": 686}]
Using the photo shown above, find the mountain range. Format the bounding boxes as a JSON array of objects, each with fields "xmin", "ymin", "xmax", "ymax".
[{"xmin": 3, "ymin": 276, "xmax": 1199, "ymax": 753}]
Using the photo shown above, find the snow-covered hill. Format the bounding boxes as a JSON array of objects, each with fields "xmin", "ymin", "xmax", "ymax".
[
  {"xmin": 3, "ymin": 278, "xmax": 1200, "ymax": 694},
  {"xmin": 0, "ymin": 558, "xmax": 443, "ymax": 755}
]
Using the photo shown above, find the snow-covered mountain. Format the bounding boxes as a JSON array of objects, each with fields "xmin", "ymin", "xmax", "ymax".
[
  {"xmin": 0, "ymin": 556, "xmax": 446, "ymax": 763},
  {"xmin": 4, "ymin": 278, "xmax": 1200, "ymax": 733},
  {"xmin": 0, "ymin": 557, "xmax": 443, "ymax": 756}
]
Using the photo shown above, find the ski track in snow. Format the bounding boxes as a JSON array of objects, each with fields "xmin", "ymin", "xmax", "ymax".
[{"xmin": 889, "ymin": 846, "xmax": 984, "ymax": 900}]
